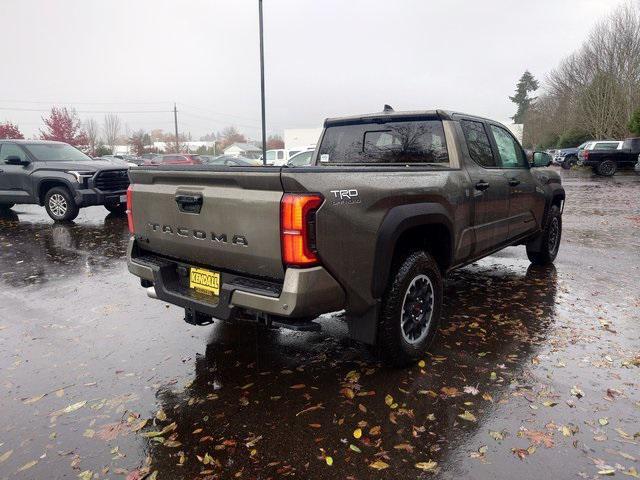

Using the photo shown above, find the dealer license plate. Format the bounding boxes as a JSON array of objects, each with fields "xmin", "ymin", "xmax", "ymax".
[{"xmin": 189, "ymin": 267, "xmax": 220, "ymax": 296}]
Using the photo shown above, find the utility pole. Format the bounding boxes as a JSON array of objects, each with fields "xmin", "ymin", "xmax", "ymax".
[
  {"xmin": 259, "ymin": 0, "xmax": 267, "ymax": 165},
  {"xmin": 173, "ymin": 103, "xmax": 179, "ymax": 153}
]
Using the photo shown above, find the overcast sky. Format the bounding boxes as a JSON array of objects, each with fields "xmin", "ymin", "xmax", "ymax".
[{"xmin": 1, "ymin": 0, "xmax": 625, "ymax": 140}]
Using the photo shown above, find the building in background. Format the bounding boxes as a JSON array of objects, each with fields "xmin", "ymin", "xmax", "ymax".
[
  {"xmin": 284, "ymin": 128, "xmax": 323, "ymax": 151},
  {"xmin": 223, "ymin": 142, "xmax": 262, "ymax": 158}
]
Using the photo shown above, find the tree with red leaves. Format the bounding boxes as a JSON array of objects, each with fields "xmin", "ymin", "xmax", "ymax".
[
  {"xmin": 266, "ymin": 134, "xmax": 284, "ymax": 149},
  {"xmin": 0, "ymin": 121, "xmax": 24, "ymax": 139},
  {"xmin": 40, "ymin": 107, "xmax": 88, "ymax": 147}
]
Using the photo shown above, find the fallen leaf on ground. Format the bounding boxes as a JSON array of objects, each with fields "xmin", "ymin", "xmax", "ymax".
[
  {"xmin": 22, "ymin": 394, "xmax": 46, "ymax": 404},
  {"xmin": 521, "ymin": 429, "xmax": 554, "ymax": 448},
  {"xmin": 369, "ymin": 460, "xmax": 390, "ymax": 470},
  {"xmin": 17, "ymin": 460, "xmax": 38, "ymax": 472},
  {"xmin": 464, "ymin": 386, "xmax": 479, "ymax": 396},
  {"xmin": 0, "ymin": 450, "xmax": 13, "ymax": 463},
  {"xmin": 458, "ymin": 411, "xmax": 477, "ymax": 422},
  {"xmin": 571, "ymin": 386, "xmax": 584, "ymax": 398},
  {"xmin": 353, "ymin": 428, "xmax": 362, "ymax": 439},
  {"xmin": 415, "ymin": 461, "xmax": 437, "ymax": 472}
]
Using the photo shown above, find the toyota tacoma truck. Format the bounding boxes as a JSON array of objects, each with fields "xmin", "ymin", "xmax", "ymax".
[
  {"xmin": 0, "ymin": 140, "xmax": 130, "ymax": 221},
  {"xmin": 126, "ymin": 108, "xmax": 565, "ymax": 366}
]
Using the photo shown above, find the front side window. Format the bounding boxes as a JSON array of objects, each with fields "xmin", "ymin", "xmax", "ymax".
[
  {"xmin": 23, "ymin": 143, "xmax": 91, "ymax": 162},
  {"xmin": 0, "ymin": 144, "xmax": 28, "ymax": 163},
  {"xmin": 489, "ymin": 125, "xmax": 527, "ymax": 168},
  {"xmin": 460, "ymin": 120, "xmax": 496, "ymax": 167},
  {"xmin": 318, "ymin": 120, "xmax": 449, "ymax": 165}
]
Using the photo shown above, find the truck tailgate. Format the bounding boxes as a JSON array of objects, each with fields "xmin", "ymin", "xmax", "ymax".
[{"xmin": 129, "ymin": 168, "xmax": 285, "ymax": 280}]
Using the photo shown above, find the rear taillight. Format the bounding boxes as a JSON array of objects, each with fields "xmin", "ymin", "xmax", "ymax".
[
  {"xmin": 281, "ymin": 193, "xmax": 323, "ymax": 267},
  {"xmin": 126, "ymin": 185, "xmax": 134, "ymax": 233},
  {"xmin": 583, "ymin": 150, "xmax": 589, "ymax": 160}
]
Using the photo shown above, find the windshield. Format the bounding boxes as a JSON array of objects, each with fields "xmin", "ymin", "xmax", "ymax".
[{"xmin": 24, "ymin": 143, "xmax": 92, "ymax": 162}]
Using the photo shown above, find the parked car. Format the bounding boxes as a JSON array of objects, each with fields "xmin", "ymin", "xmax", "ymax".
[
  {"xmin": 577, "ymin": 140, "xmax": 622, "ymax": 162},
  {"xmin": 0, "ymin": 140, "xmax": 130, "ymax": 221},
  {"xmin": 126, "ymin": 107, "xmax": 564, "ymax": 366},
  {"xmin": 553, "ymin": 141, "xmax": 591, "ymax": 169},
  {"xmin": 265, "ymin": 147, "xmax": 315, "ymax": 166},
  {"xmin": 287, "ymin": 149, "xmax": 314, "ymax": 167},
  {"xmin": 142, "ymin": 154, "xmax": 203, "ymax": 166},
  {"xmin": 96, "ymin": 155, "xmax": 138, "ymax": 168},
  {"xmin": 206, "ymin": 155, "xmax": 263, "ymax": 167},
  {"xmin": 579, "ymin": 138, "xmax": 640, "ymax": 176}
]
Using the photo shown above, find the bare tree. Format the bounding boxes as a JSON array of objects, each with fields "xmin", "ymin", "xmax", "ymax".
[
  {"xmin": 103, "ymin": 114, "xmax": 121, "ymax": 153},
  {"xmin": 526, "ymin": 2, "xmax": 640, "ymax": 145},
  {"xmin": 84, "ymin": 118, "xmax": 100, "ymax": 156}
]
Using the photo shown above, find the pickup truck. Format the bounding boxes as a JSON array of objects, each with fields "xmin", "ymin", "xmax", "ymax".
[
  {"xmin": 0, "ymin": 140, "xmax": 130, "ymax": 221},
  {"xmin": 127, "ymin": 108, "xmax": 565, "ymax": 366},
  {"xmin": 579, "ymin": 137, "xmax": 640, "ymax": 176}
]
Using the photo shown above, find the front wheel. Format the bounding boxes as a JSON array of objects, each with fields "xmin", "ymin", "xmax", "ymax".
[
  {"xmin": 377, "ymin": 251, "xmax": 443, "ymax": 367},
  {"xmin": 44, "ymin": 187, "xmax": 79, "ymax": 222},
  {"xmin": 105, "ymin": 203, "xmax": 127, "ymax": 215},
  {"xmin": 526, "ymin": 205, "xmax": 562, "ymax": 265},
  {"xmin": 596, "ymin": 159, "xmax": 617, "ymax": 176}
]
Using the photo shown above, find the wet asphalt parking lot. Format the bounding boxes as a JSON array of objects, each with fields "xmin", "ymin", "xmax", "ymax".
[{"xmin": 0, "ymin": 167, "xmax": 639, "ymax": 480}]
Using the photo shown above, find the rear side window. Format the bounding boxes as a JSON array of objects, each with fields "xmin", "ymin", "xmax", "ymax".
[
  {"xmin": 593, "ymin": 142, "xmax": 619, "ymax": 150},
  {"xmin": 460, "ymin": 120, "xmax": 496, "ymax": 167},
  {"xmin": 318, "ymin": 120, "xmax": 449, "ymax": 165}
]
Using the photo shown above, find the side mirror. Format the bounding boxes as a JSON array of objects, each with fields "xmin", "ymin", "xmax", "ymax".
[
  {"xmin": 6, "ymin": 155, "xmax": 29, "ymax": 166},
  {"xmin": 531, "ymin": 151, "xmax": 552, "ymax": 168}
]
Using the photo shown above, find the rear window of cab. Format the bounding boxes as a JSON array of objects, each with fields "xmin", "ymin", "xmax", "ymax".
[{"xmin": 318, "ymin": 120, "xmax": 449, "ymax": 165}]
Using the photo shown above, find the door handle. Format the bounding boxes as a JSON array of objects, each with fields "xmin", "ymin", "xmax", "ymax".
[
  {"xmin": 175, "ymin": 194, "xmax": 203, "ymax": 213},
  {"xmin": 475, "ymin": 181, "xmax": 490, "ymax": 191},
  {"xmin": 508, "ymin": 178, "xmax": 520, "ymax": 187}
]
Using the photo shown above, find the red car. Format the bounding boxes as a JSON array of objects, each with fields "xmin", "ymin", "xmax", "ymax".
[{"xmin": 143, "ymin": 154, "xmax": 203, "ymax": 166}]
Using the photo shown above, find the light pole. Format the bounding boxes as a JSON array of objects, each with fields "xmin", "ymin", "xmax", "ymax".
[{"xmin": 259, "ymin": 0, "xmax": 267, "ymax": 165}]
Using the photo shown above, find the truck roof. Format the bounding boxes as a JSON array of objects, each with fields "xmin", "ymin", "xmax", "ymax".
[
  {"xmin": 324, "ymin": 108, "xmax": 492, "ymax": 127},
  {"xmin": 0, "ymin": 139, "xmax": 66, "ymax": 145}
]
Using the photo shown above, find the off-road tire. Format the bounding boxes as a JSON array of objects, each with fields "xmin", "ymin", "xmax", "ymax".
[
  {"xmin": 105, "ymin": 203, "xmax": 127, "ymax": 215},
  {"xmin": 596, "ymin": 159, "xmax": 617, "ymax": 176},
  {"xmin": 0, "ymin": 203, "xmax": 15, "ymax": 210},
  {"xmin": 44, "ymin": 186, "xmax": 79, "ymax": 222},
  {"xmin": 377, "ymin": 250, "xmax": 443, "ymax": 367},
  {"xmin": 526, "ymin": 205, "xmax": 561, "ymax": 265}
]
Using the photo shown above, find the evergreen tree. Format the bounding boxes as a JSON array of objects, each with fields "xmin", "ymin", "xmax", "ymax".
[{"xmin": 509, "ymin": 71, "xmax": 539, "ymax": 124}]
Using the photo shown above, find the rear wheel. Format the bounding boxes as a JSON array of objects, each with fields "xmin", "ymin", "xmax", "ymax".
[
  {"xmin": 44, "ymin": 187, "xmax": 79, "ymax": 222},
  {"xmin": 0, "ymin": 203, "xmax": 15, "ymax": 210},
  {"xmin": 377, "ymin": 251, "xmax": 443, "ymax": 367},
  {"xmin": 526, "ymin": 205, "xmax": 561, "ymax": 265},
  {"xmin": 596, "ymin": 159, "xmax": 617, "ymax": 176},
  {"xmin": 105, "ymin": 203, "xmax": 127, "ymax": 215}
]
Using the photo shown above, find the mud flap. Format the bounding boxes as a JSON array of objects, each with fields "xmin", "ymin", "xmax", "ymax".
[{"xmin": 346, "ymin": 302, "xmax": 380, "ymax": 345}]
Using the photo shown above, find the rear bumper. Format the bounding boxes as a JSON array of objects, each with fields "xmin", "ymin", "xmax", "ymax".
[
  {"xmin": 74, "ymin": 188, "xmax": 127, "ymax": 208},
  {"xmin": 126, "ymin": 238, "xmax": 345, "ymax": 320}
]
